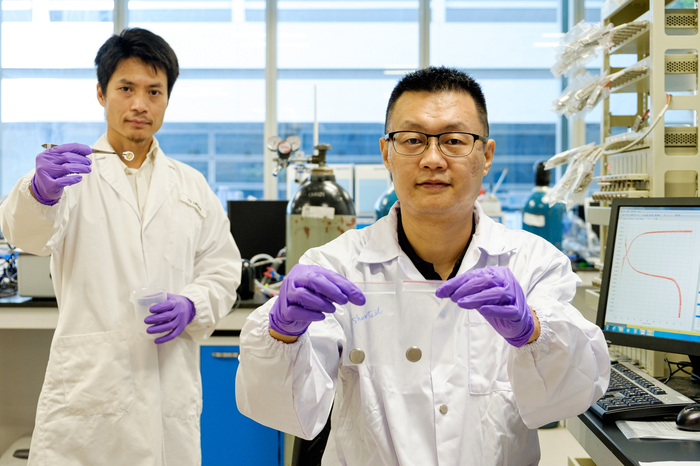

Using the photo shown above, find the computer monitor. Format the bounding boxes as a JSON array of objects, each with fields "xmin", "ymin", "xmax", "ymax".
[
  {"xmin": 597, "ymin": 197, "xmax": 700, "ymax": 358},
  {"xmin": 227, "ymin": 200, "xmax": 288, "ymax": 261}
]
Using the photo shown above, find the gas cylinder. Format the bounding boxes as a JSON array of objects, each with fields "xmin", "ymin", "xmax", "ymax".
[
  {"xmin": 522, "ymin": 162, "xmax": 566, "ymax": 250},
  {"xmin": 374, "ymin": 183, "xmax": 398, "ymax": 221},
  {"xmin": 286, "ymin": 164, "xmax": 356, "ymax": 273}
]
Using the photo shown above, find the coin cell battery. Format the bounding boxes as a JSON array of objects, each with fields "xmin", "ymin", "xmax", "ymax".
[
  {"xmin": 405, "ymin": 346, "xmax": 422, "ymax": 362},
  {"xmin": 349, "ymin": 349, "xmax": 365, "ymax": 364}
]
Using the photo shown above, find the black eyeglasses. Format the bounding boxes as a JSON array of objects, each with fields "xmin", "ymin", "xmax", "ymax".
[{"xmin": 384, "ymin": 131, "xmax": 488, "ymax": 157}]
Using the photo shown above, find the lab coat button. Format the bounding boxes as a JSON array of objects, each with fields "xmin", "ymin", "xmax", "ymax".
[
  {"xmin": 406, "ymin": 346, "xmax": 422, "ymax": 362},
  {"xmin": 439, "ymin": 404, "xmax": 448, "ymax": 415},
  {"xmin": 349, "ymin": 349, "xmax": 365, "ymax": 364}
]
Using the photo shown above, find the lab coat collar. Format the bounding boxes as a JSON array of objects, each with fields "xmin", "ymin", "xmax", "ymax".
[
  {"xmin": 457, "ymin": 202, "xmax": 518, "ymax": 274},
  {"xmin": 356, "ymin": 201, "xmax": 403, "ymax": 264},
  {"xmin": 356, "ymin": 200, "xmax": 517, "ymax": 268},
  {"xmin": 92, "ymin": 134, "xmax": 177, "ymax": 226},
  {"xmin": 144, "ymin": 138, "xmax": 159, "ymax": 162},
  {"xmin": 471, "ymin": 201, "xmax": 517, "ymax": 257},
  {"xmin": 92, "ymin": 134, "xmax": 139, "ymax": 217},
  {"xmin": 142, "ymin": 143, "xmax": 177, "ymax": 229}
]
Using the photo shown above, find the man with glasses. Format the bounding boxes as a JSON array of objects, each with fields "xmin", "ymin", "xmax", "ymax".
[{"xmin": 236, "ymin": 67, "xmax": 609, "ymax": 465}]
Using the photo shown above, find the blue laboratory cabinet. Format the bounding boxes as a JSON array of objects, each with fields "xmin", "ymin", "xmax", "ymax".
[{"xmin": 200, "ymin": 345, "xmax": 283, "ymax": 465}]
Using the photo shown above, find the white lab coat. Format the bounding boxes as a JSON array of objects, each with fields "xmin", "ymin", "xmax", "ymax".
[
  {"xmin": 0, "ymin": 135, "xmax": 241, "ymax": 466},
  {"xmin": 235, "ymin": 202, "xmax": 610, "ymax": 466}
]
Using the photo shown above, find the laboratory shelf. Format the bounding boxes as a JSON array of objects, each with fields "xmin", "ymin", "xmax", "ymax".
[
  {"xmin": 609, "ymin": 13, "xmax": 697, "ymax": 56},
  {"xmin": 593, "ymin": 0, "xmax": 700, "ymax": 319},
  {"xmin": 609, "ymin": 58, "xmax": 650, "ymax": 94},
  {"xmin": 609, "ymin": 20, "xmax": 650, "ymax": 55},
  {"xmin": 603, "ymin": 0, "xmax": 675, "ymax": 24},
  {"xmin": 609, "ymin": 55, "xmax": 697, "ymax": 94}
]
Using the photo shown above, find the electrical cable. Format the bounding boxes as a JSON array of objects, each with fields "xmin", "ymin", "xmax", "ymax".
[
  {"xmin": 601, "ymin": 94, "xmax": 671, "ymax": 157},
  {"xmin": 0, "ymin": 242, "xmax": 18, "ymax": 296},
  {"xmin": 249, "ymin": 253, "xmax": 285, "ymax": 297},
  {"xmin": 662, "ymin": 358, "xmax": 672, "ymax": 384},
  {"xmin": 232, "ymin": 292, "xmax": 242, "ymax": 310},
  {"xmin": 662, "ymin": 357, "xmax": 698, "ymax": 384},
  {"xmin": 249, "ymin": 253, "xmax": 274, "ymax": 266}
]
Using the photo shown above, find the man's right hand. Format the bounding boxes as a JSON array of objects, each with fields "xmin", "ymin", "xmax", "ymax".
[
  {"xmin": 269, "ymin": 264, "xmax": 365, "ymax": 339},
  {"xmin": 31, "ymin": 143, "xmax": 92, "ymax": 205}
]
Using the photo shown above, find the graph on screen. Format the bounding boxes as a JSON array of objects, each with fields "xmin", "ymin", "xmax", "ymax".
[{"xmin": 606, "ymin": 211, "xmax": 700, "ymax": 333}]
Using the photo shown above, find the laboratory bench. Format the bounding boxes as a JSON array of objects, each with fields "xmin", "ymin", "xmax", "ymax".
[
  {"xmin": 0, "ymin": 293, "xmax": 268, "ymax": 331},
  {"xmin": 567, "ymin": 375, "xmax": 700, "ymax": 466},
  {"xmin": 566, "ymin": 271, "xmax": 700, "ymax": 465},
  {"xmin": 0, "ymin": 293, "xmax": 283, "ymax": 465}
]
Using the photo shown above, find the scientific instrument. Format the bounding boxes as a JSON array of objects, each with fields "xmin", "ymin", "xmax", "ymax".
[
  {"xmin": 591, "ymin": 198, "xmax": 700, "ymax": 421},
  {"xmin": 597, "ymin": 197, "xmax": 700, "ymax": 359},
  {"xmin": 227, "ymin": 200, "xmax": 287, "ymax": 299},
  {"xmin": 42, "ymin": 143, "xmax": 135, "ymax": 162},
  {"xmin": 267, "ymin": 135, "xmax": 301, "ymax": 176},
  {"xmin": 267, "ymin": 136, "xmax": 356, "ymax": 273},
  {"xmin": 478, "ymin": 168, "xmax": 507, "ymax": 224}
]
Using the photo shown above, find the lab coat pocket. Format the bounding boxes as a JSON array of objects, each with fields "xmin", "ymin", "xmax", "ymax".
[
  {"xmin": 467, "ymin": 309, "xmax": 511, "ymax": 395},
  {"xmin": 57, "ymin": 331, "xmax": 135, "ymax": 416},
  {"xmin": 165, "ymin": 193, "xmax": 206, "ymax": 273}
]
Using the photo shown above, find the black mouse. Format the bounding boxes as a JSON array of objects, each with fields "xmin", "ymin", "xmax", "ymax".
[{"xmin": 676, "ymin": 404, "xmax": 700, "ymax": 431}]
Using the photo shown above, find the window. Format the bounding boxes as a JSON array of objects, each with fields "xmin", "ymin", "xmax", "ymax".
[
  {"xmin": 276, "ymin": 0, "xmax": 418, "ymax": 206},
  {"xmin": 1, "ymin": 0, "xmax": 113, "ymax": 192},
  {"xmin": 128, "ymin": 0, "xmax": 266, "ymax": 201},
  {"xmin": 431, "ymin": 1, "xmax": 562, "ymax": 212},
  {"xmin": 1, "ymin": 0, "xmax": 581, "ymax": 218}
]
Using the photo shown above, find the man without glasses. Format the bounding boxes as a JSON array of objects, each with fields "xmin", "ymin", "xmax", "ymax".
[{"xmin": 0, "ymin": 28, "xmax": 241, "ymax": 465}]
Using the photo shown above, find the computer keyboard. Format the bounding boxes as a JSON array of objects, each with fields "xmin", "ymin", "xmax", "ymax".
[{"xmin": 591, "ymin": 361, "xmax": 696, "ymax": 421}]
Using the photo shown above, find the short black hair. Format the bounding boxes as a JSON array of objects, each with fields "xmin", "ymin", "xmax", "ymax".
[
  {"xmin": 384, "ymin": 66, "xmax": 489, "ymax": 137},
  {"xmin": 95, "ymin": 28, "xmax": 179, "ymax": 99}
]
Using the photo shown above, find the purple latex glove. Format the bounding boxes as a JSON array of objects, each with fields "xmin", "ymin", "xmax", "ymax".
[
  {"xmin": 269, "ymin": 264, "xmax": 366, "ymax": 337},
  {"xmin": 145, "ymin": 293, "xmax": 196, "ymax": 344},
  {"xmin": 436, "ymin": 266, "xmax": 535, "ymax": 347},
  {"xmin": 31, "ymin": 143, "xmax": 93, "ymax": 205}
]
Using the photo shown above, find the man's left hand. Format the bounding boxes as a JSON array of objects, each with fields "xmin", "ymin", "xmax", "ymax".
[
  {"xmin": 436, "ymin": 266, "xmax": 536, "ymax": 347},
  {"xmin": 145, "ymin": 293, "xmax": 195, "ymax": 344}
]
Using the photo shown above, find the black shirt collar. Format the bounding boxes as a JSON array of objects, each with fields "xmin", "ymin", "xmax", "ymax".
[{"xmin": 396, "ymin": 209, "xmax": 475, "ymax": 280}]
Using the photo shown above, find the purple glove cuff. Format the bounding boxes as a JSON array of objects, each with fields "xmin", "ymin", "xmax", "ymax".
[
  {"xmin": 31, "ymin": 175, "xmax": 59, "ymax": 206},
  {"xmin": 436, "ymin": 266, "xmax": 536, "ymax": 348},
  {"xmin": 185, "ymin": 297, "xmax": 196, "ymax": 324},
  {"xmin": 268, "ymin": 299, "xmax": 309, "ymax": 337},
  {"xmin": 505, "ymin": 311, "xmax": 535, "ymax": 347}
]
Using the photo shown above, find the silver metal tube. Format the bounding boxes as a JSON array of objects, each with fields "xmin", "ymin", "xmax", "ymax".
[
  {"xmin": 264, "ymin": 0, "xmax": 279, "ymax": 200},
  {"xmin": 114, "ymin": 0, "xmax": 128, "ymax": 34},
  {"xmin": 419, "ymin": 0, "xmax": 431, "ymax": 69}
]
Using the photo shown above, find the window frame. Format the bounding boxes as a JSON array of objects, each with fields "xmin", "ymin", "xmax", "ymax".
[{"xmin": 0, "ymin": 0, "xmax": 575, "ymax": 200}]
